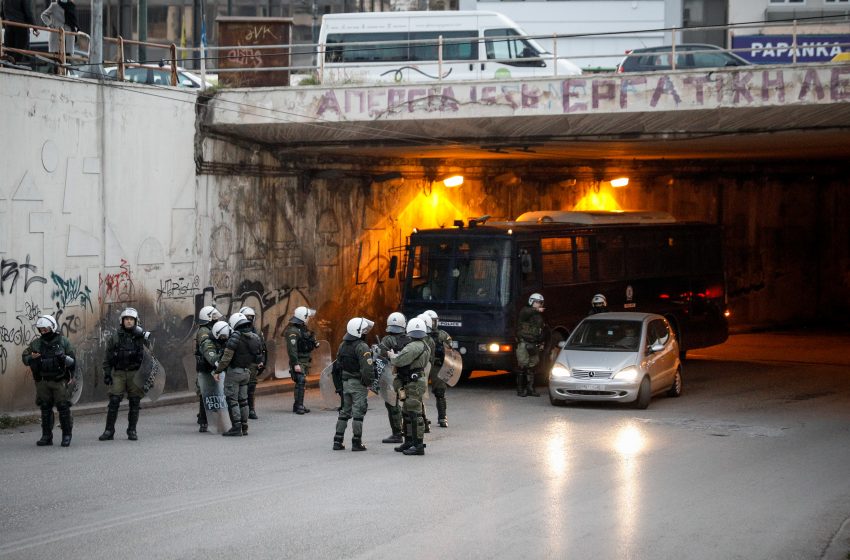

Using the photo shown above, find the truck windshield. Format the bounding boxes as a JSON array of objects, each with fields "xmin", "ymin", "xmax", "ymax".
[{"xmin": 406, "ymin": 237, "xmax": 511, "ymax": 305}]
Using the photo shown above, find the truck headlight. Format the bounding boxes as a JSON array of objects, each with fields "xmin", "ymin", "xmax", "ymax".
[
  {"xmin": 550, "ymin": 363, "xmax": 571, "ymax": 378},
  {"xmin": 613, "ymin": 366, "xmax": 639, "ymax": 382}
]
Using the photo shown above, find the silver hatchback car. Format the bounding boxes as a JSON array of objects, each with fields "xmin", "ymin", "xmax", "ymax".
[{"xmin": 548, "ymin": 312, "xmax": 682, "ymax": 409}]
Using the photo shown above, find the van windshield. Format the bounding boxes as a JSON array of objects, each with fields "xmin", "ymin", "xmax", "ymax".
[{"xmin": 484, "ymin": 28, "xmax": 548, "ymax": 64}]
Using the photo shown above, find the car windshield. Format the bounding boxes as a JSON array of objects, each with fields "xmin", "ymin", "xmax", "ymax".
[{"xmin": 566, "ymin": 319, "xmax": 643, "ymax": 351}]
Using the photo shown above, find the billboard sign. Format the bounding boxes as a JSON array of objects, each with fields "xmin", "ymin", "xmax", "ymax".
[{"xmin": 732, "ymin": 34, "xmax": 849, "ymax": 64}]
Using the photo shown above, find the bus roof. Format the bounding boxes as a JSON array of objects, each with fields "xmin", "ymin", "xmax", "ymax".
[{"xmin": 513, "ymin": 211, "xmax": 677, "ymax": 225}]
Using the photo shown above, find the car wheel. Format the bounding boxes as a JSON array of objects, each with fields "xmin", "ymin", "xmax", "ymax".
[
  {"xmin": 549, "ymin": 394, "xmax": 567, "ymax": 407},
  {"xmin": 633, "ymin": 377, "xmax": 651, "ymax": 409},
  {"xmin": 667, "ymin": 368, "xmax": 683, "ymax": 398}
]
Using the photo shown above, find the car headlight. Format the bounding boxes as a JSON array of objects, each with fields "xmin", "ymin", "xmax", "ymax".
[
  {"xmin": 550, "ymin": 363, "xmax": 571, "ymax": 378},
  {"xmin": 613, "ymin": 366, "xmax": 639, "ymax": 382}
]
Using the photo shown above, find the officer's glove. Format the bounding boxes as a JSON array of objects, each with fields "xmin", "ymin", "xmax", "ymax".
[{"xmin": 103, "ymin": 373, "xmax": 113, "ymax": 385}]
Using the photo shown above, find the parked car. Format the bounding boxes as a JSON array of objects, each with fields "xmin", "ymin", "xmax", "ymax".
[
  {"xmin": 548, "ymin": 312, "xmax": 683, "ymax": 409},
  {"xmin": 616, "ymin": 44, "xmax": 749, "ymax": 73},
  {"xmin": 104, "ymin": 65, "xmax": 213, "ymax": 88}
]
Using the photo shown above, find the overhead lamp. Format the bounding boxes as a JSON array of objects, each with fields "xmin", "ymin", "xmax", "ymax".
[
  {"xmin": 609, "ymin": 177, "xmax": 629, "ymax": 188},
  {"xmin": 442, "ymin": 175, "xmax": 464, "ymax": 188}
]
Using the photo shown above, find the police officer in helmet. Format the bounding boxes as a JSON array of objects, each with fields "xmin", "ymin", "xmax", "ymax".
[
  {"xmin": 375, "ymin": 312, "xmax": 408, "ymax": 444},
  {"xmin": 589, "ymin": 294, "xmax": 608, "ymax": 315},
  {"xmin": 239, "ymin": 306, "xmax": 267, "ymax": 420},
  {"xmin": 515, "ymin": 293, "xmax": 546, "ymax": 397},
  {"xmin": 214, "ymin": 313, "xmax": 263, "ymax": 437},
  {"xmin": 388, "ymin": 317, "xmax": 431, "ymax": 456},
  {"xmin": 100, "ymin": 308, "xmax": 151, "ymax": 441},
  {"xmin": 423, "ymin": 309, "xmax": 452, "ymax": 428},
  {"xmin": 22, "ymin": 315, "xmax": 76, "ymax": 447},
  {"xmin": 332, "ymin": 317, "xmax": 374, "ymax": 451},
  {"xmin": 194, "ymin": 305, "xmax": 221, "ymax": 432},
  {"xmin": 284, "ymin": 306, "xmax": 320, "ymax": 415}
]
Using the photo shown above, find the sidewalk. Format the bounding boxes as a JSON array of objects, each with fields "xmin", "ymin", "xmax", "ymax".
[{"xmin": 4, "ymin": 374, "xmax": 321, "ymax": 419}]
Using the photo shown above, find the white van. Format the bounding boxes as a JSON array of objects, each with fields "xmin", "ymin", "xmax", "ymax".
[{"xmin": 318, "ymin": 10, "xmax": 582, "ymax": 84}]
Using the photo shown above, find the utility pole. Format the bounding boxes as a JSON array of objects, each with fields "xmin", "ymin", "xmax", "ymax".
[
  {"xmin": 138, "ymin": 0, "xmax": 147, "ymax": 62},
  {"xmin": 86, "ymin": 0, "xmax": 104, "ymax": 78}
]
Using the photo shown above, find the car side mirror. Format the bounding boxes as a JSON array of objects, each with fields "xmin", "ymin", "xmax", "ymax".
[{"xmin": 650, "ymin": 342, "xmax": 665, "ymax": 353}]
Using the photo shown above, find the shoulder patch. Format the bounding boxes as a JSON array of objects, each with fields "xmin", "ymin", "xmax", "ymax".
[
  {"xmin": 366, "ymin": 358, "xmax": 373, "ymax": 365},
  {"xmin": 290, "ymin": 339, "xmax": 297, "ymax": 344}
]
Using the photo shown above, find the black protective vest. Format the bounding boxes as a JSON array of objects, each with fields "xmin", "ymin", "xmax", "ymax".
[
  {"xmin": 230, "ymin": 330, "xmax": 262, "ymax": 368},
  {"xmin": 296, "ymin": 326, "xmax": 317, "ymax": 353},
  {"xmin": 112, "ymin": 331, "xmax": 144, "ymax": 370},
  {"xmin": 337, "ymin": 340, "xmax": 360, "ymax": 373},
  {"xmin": 34, "ymin": 335, "xmax": 66, "ymax": 378}
]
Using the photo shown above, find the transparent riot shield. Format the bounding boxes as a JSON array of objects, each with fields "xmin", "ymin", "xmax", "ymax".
[
  {"xmin": 437, "ymin": 346, "xmax": 463, "ymax": 387},
  {"xmin": 198, "ymin": 371, "xmax": 231, "ymax": 434},
  {"xmin": 68, "ymin": 373, "xmax": 83, "ymax": 405},
  {"xmin": 136, "ymin": 348, "xmax": 166, "ymax": 402},
  {"xmin": 319, "ymin": 360, "xmax": 340, "ymax": 410},
  {"xmin": 378, "ymin": 361, "xmax": 397, "ymax": 406},
  {"xmin": 422, "ymin": 362, "xmax": 431, "ymax": 400},
  {"xmin": 257, "ymin": 341, "xmax": 276, "ymax": 382}
]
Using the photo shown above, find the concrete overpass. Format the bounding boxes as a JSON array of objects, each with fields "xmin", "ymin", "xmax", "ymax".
[{"xmin": 203, "ymin": 63, "xmax": 850, "ymax": 162}]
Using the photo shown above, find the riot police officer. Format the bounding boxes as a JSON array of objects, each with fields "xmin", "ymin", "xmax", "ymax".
[
  {"xmin": 417, "ymin": 313, "xmax": 435, "ymax": 433},
  {"xmin": 239, "ymin": 306, "xmax": 267, "ymax": 420},
  {"xmin": 515, "ymin": 293, "xmax": 546, "ymax": 397},
  {"xmin": 375, "ymin": 312, "xmax": 408, "ymax": 444},
  {"xmin": 100, "ymin": 308, "xmax": 151, "ymax": 441},
  {"xmin": 423, "ymin": 309, "xmax": 452, "ymax": 428},
  {"xmin": 194, "ymin": 305, "xmax": 221, "ymax": 432},
  {"xmin": 284, "ymin": 306, "xmax": 319, "ymax": 415},
  {"xmin": 22, "ymin": 316, "xmax": 76, "ymax": 447},
  {"xmin": 332, "ymin": 317, "xmax": 374, "ymax": 452},
  {"xmin": 388, "ymin": 317, "xmax": 431, "ymax": 456},
  {"xmin": 214, "ymin": 313, "xmax": 263, "ymax": 437},
  {"xmin": 589, "ymin": 294, "xmax": 608, "ymax": 315}
]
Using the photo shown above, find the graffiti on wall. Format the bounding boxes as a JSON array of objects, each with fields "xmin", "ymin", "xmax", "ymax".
[
  {"xmin": 51, "ymin": 272, "xmax": 94, "ymax": 312},
  {"xmin": 157, "ymin": 275, "xmax": 201, "ymax": 300},
  {"xmin": 1, "ymin": 255, "xmax": 47, "ymax": 295},
  {"xmin": 98, "ymin": 259, "xmax": 134, "ymax": 304}
]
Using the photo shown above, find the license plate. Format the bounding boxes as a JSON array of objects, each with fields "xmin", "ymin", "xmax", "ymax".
[{"xmin": 579, "ymin": 384, "xmax": 604, "ymax": 391}]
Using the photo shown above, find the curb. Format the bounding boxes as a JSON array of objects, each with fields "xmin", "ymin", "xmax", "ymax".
[{"xmin": 4, "ymin": 375, "xmax": 320, "ymax": 419}]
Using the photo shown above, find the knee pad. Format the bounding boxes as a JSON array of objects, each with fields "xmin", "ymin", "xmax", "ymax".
[
  {"xmin": 56, "ymin": 402, "xmax": 71, "ymax": 413},
  {"xmin": 337, "ymin": 412, "xmax": 351, "ymax": 421},
  {"xmin": 353, "ymin": 417, "xmax": 364, "ymax": 422},
  {"xmin": 238, "ymin": 399, "xmax": 248, "ymax": 407},
  {"xmin": 108, "ymin": 395, "xmax": 123, "ymax": 409},
  {"xmin": 433, "ymin": 388, "xmax": 446, "ymax": 399},
  {"xmin": 128, "ymin": 396, "xmax": 142, "ymax": 407},
  {"xmin": 39, "ymin": 404, "xmax": 53, "ymax": 414}
]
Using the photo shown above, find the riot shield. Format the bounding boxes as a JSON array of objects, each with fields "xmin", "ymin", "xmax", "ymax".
[
  {"xmin": 319, "ymin": 360, "xmax": 340, "ymax": 410},
  {"xmin": 437, "ymin": 346, "xmax": 464, "ymax": 387},
  {"xmin": 370, "ymin": 351, "xmax": 388, "ymax": 395},
  {"xmin": 68, "ymin": 373, "xmax": 83, "ymax": 405},
  {"xmin": 257, "ymin": 341, "xmax": 276, "ymax": 382},
  {"xmin": 198, "ymin": 371, "xmax": 231, "ymax": 434},
  {"xmin": 378, "ymin": 362, "xmax": 397, "ymax": 406},
  {"xmin": 422, "ymin": 362, "xmax": 431, "ymax": 400},
  {"xmin": 136, "ymin": 348, "xmax": 166, "ymax": 402}
]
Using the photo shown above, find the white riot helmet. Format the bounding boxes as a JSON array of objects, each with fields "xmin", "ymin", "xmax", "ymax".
[
  {"xmin": 228, "ymin": 312, "xmax": 250, "ymax": 330},
  {"xmin": 198, "ymin": 305, "xmax": 221, "ymax": 323},
  {"xmin": 417, "ymin": 314, "xmax": 433, "ymax": 333},
  {"xmin": 239, "ymin": 306, "xmax": 256, "ymax": 321},
  {"xmin": 293, "ymin": 306, "xmax": 316, "ymax": 324},
  {"xmin": 591, "ymin": 294, "xmax": 607, "ymax": 308},
  {"xmin": 36, "ymin": 315, "xmax": 58, "ymax": 333},
  {"xmin": 406, "ymin": 317, "xmax": 427, "ymax": 339},
  {"xmin": 386, "ymin": 312, "xmax": 406, "ymax": 334},
  {"xmin": 120, "ymin": 307, "xmax": 139, "ymax": 325},
  {"xmin": 346, "ymin": 317, "xmax": 374, "ymax": 338},
  {"xmin": 423, "ymin": 309, "xmax": 438, "ymax": 329},
  {"xmin": 211, "ymin": 321, "xmax": 232, "ymax": 340},
  {"xmin": 528, "ymin": 293, "xmax": 545, "ymax": 306}
]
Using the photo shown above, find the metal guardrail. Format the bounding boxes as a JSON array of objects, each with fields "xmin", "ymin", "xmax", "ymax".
[{"xmin": 3, "ymin": 15, "xmax": 849, "ymax": 86}]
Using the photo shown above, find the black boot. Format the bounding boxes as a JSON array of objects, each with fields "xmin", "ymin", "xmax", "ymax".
[
  {"xmin": 222, "ymin": 423, "xmax": 242, "ymax": 436},
  {"xmin": 402, "ymin": 438, "xmax": 426, "ymax": 455},
  {"xmin": 394, "ymin": 436, "xmax": 413, "ymax": 452},
  {"xmin": 197, "ymin": 397, "xmax": 208, "ymax": 432},
  {"xmin": 436, "ymin": 390, "xmax": 448, "ymax": 428},
  {"xmin": 248, "ymin": 384, "xmax": 258, "ymax": 419},
  {"xmin": 351, "ymin": 437, "xmax": 367, "ymax": 452},
  {"xmin": 127, "ymin": 397, "xmax": 141, "ymax": 440},
  {"xmin": 222, "ymin": 406, "xmax": 242, "ymax": 436},
  {"xmin": 58, "ymin": 404, "xmax": 73, "ymax": 447},
  {"xmin": 526, "ymin": 373, "xmax": 540, "ymax": 397},
  {"xmin": 37, "ymin": 407, "xmax": 53, "ymax": 446},
  {"xmin": 382, "ymin": 432, "xmax": 403, "ymax": 444},
  {"xmin": 333, "ymin": 433, "xmax": 345, "ymax": 450},
  {"xmin": 99, "ymin": 395, "xmax": 121, "ymax": 441},
  {"xmin": 516, "ymin": 372, "xmax": 527, "ymax": 397},
  {"xmin": 395, "ymin": 413, "xmax": 416, "ymax": 452}
]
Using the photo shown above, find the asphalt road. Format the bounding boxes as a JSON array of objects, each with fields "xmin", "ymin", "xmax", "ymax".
[{"xmin": 1, "ymin": 331, "xmax": 849, "ymax": 560}]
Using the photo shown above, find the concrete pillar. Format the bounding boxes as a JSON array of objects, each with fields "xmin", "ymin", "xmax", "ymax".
[{"xmin": 166, "ymin": 6, "xmax": 180, "ymax": 43}]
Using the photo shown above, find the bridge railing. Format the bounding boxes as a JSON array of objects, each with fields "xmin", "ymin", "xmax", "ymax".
[{"xmin": 3, "ymin": 14, "xmax": 849, "ymax": 87}]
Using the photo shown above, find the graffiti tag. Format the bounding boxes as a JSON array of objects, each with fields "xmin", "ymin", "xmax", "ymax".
[
  {"xmin": 98, "ymin": 259, "xmax": 134, "ymax": 304},
  {"xmin": 0, "ymin": 316, "xmax": 36, "ymax": 347},
  {"xmin": 157, "ymin": 276, "xmax": 201, "ymax": 300},
  {"xmin": 0, "ymin": 344, "xmax": 7, "ymax": 374},
  {"xmin": 1, "ymin": 255, "xmax": 47, "ymax": 295},
  {"xmin": 51, "ymin": 272, "xmax": 94, "ymax": 312}
]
